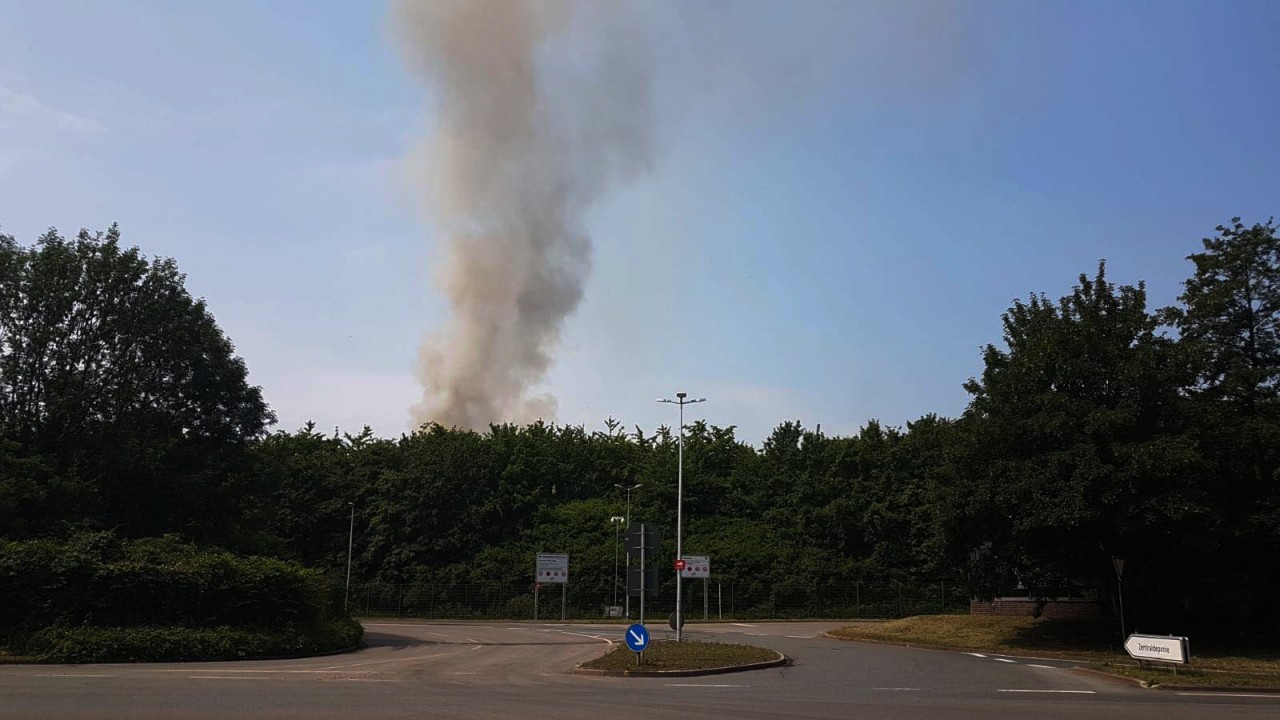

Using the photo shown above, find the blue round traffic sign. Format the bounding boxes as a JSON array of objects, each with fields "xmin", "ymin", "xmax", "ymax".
[{"xmin": 624, "ymin": 623, "xmax": 650, "ymax": 653}]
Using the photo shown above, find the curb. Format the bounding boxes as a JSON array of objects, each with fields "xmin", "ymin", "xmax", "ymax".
[
  {"xmin": 572, "ymin": 651, "xmax": 788, "ymax": 677},
  {"xmin": 1160, "ymin": 684, "xmax": 1280, "ymax": 693},
  {"xmin": 1071, "ymin": 666, "xmax": 1153, "ymax": 688}
]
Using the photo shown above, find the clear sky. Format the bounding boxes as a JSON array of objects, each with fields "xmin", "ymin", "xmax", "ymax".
[{"xmin": 2, "ymin": 1, "xmax": 1277, "ymax": 444}]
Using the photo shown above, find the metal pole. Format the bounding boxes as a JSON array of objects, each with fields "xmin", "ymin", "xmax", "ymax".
[
  {"xmin": 613, "ymin": 518, "xmax": 621, "ymax": 609},
  {"xmin": 718, "ymin": 582, "xmax": 722, "ymax": 619},
  {"xmin": 625, "ymin": 489, "xmax": 631, "ymax": 619},
  {"xmin": 345, "ymin": 502, "xmax": 354, "ymax": 611},
  {"xmin": 676, "ymin": 399, "xmax": 684, "ymax": 641},
  {"xmin": 534, "ymin": 585, "xmax": 539, "ymax": 621},
  {"xmin": 659, "ymin": 393, "xmax": 704, "ymax": 641},
  {"xmin": 1117, "ymin": 577, "xmax": 1126, "ymax": 644},
  {"xmin": 704, "ymin": 577, "xmax": 708, "ymax": 621},
  {"xmin": 639, "ymin": 524, "xmax": 646, "ymax": 625},
  {"xmin": 561, "ymin": 582, "xmax": 566, "ymax": 622}
]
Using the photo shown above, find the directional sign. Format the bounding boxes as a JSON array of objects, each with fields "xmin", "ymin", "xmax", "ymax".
[
  {"xmin": 625, "ymin": 523, "xmax": 660, "ymax": 559},
  {"xmin": 680, "ymin": 555, "xmax": 710, "ymax": 579},
  {"xmin": 535, "ymin": 553, "xmax": 569, "ymax": 584},
  {"xmin": 625, "ymin": 623, "xmax": 650, "ymax": 653},
  {"xmin": 1124, "ymin": 634, "xmax": 1190, "ymax": 664}
]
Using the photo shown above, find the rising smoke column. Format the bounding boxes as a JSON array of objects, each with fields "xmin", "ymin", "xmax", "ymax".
[{"xmin": 394, "ymin": 0, "xmax": 652, "ymax": 430}]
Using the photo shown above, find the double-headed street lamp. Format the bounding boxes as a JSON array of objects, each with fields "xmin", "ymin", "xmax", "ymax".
[
  {"xmin": 658, "ymin": 392, "xmax": 705, "ymax": 642},
  {"xmin": 614, "ymin": 482, "xmax": 642, "ymax": 618}
]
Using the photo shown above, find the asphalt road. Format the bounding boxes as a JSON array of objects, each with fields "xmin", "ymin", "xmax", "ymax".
[{"xmin": 1, "ymin": 620, "xmax": 1277, "ymax": 718}]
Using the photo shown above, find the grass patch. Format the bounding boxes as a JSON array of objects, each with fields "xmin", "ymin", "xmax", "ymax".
[
  {"xmin": 829, "ymin": 615, "xmax": 1280, "ymax": 688},
  {"xmin": 581, "ymin": 640, "xmax": 778, "ymax": 672}
]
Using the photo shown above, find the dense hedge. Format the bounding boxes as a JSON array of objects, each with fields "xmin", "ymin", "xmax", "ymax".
[
  {"xmin": 26, "ymin": 619, "xmax": 363, "ymax": 663},
  {"xmin": 0, "ymin": 533, "xmax": 351, "ymax": 652}
]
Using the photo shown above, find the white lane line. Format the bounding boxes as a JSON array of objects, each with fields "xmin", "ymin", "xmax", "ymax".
[
  {"xmin": 995, "ymin": 658, "xmax": 1017, "ymax": 663},
  {"xmin": 998, "ymin": 689, "xmax": 1095, "ymax": 694},
  {"xmin": 1028, "ymin": 664, "xmax": 1056, "ymax": 669},
  {"xmin": 875, "ymin": 687, "xmax": 921, "ymax": 691},
  {"xmin": 1177, "ymin": 692, "xmax": 1280, "ymax": 699},
  {"xmin": 732, "ymin": 623, "xmax": 755, "ymax": 627},
  {"xmin": 966, "ymin": 653, "xmax": 988, "ymax": 658},
  {"xmin": 559, "ymin": 631, "xmax": 613, "ymax": 645},
  {"xmin": 33, "ymin": 673, "xmax": 115, "ymax": 677},
  {"xmin": 785, "ymin": 635, "xmax": 811, "ymax": 639},
  {"xmin": 464, "ymin": 637, "xmax": 479, "ymax": 643},
  {"xmin": 152, "ymin": 669, "xmax": 383, "ymax": 675},
  {"xmin": 666, "ymin": 684, "xmax": 748, "ymax": 688},
  {"xmin": 745, "ymin": 632, "xmax": 768, "ymax": 636},
  {"xmin": 321, "ymin": 648, "xmax": 473, "ymax": 669},
  {"xmin": 331, "ymin": 678, "xmax": 395, "ymax": 682},
  {"xmin": 188, "ymin": 676, "xmax": 271, "ymax": 681}
]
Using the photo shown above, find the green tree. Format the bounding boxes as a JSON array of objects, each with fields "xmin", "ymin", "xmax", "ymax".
[
  {"xmin": 956, "ymin": 263, "xmax": 1206, "ymax": 611},
  {"xmin": 0, "ymin": 225, "xmax": 274, "ymax": 540}
]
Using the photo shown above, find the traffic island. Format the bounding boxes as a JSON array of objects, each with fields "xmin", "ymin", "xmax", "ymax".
[{"xmin": 574, "ymin": 640, "xmax": 786, "ymax": 677}]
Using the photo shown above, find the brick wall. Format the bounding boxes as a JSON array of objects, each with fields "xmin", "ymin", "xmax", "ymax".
[{"xmin": 970, "ymin": 598, "xmax": 1103, "ymax": 619}]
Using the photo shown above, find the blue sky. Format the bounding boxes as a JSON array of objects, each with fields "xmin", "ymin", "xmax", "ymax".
[{"xmin": 2, "ymin": 0, "xmax": 1277, "ymax": 444}]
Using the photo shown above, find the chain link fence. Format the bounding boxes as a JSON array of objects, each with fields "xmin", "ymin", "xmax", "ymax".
[{"xmin": 344, "ymin": 579, "xmax": 969, "ymax": 621}]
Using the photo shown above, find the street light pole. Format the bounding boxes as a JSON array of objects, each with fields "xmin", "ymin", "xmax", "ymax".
[
  {"xmin": 614, "ymin": 483, "xmax": 641, "ymax": 618},
  {"xmin": 610, "ymin": 516, "xmax": 625, "ymax": 609},
  {"xmin": 345, "ymin": 502, "xmax": 355, "ymax": 612},
  {"xmin": 1113, "ymin": 557, "xmax": 1127, "ymax": 645},
  {"xmin": 659, "ymin": 392, "xmax": 705, "ymax": 642}
]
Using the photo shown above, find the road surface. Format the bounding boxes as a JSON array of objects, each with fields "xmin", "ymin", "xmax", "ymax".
[{"xmin": 1, "ymin": 620, "xmax": 1276, "ymax": 718}]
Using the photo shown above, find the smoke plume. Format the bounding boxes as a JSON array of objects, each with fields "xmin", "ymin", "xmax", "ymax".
[{"xmin": 393, "ymin": 0, "xmax": 652, "ymax": 430}]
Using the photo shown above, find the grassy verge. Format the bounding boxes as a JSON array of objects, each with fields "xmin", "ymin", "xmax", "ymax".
[
  {"xmin": 580, "ymin": 640, "xmax": 778, "ymax": 672},
  {"xmin": 828, "ymin": 615, "xmax": 1280, "ymax": 688},
  {"xmin": 20, "ymin": 618, "xmax": 363, "ymax": 663}
]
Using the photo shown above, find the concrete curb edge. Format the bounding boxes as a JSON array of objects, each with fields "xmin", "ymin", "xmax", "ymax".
[{"xmin": 571, "ymin": 650, "xmax": 788, "ymax": 677}]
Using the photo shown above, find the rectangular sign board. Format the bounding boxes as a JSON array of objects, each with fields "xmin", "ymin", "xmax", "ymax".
[
  {"xmin": 536, "ymin": 553, "xmax": 569, "ymax": 584},
  {"xmin": 627, "ymin": 567, "xmax": 658, "ymax": 597},
  {"xmin": 680, "ymin": 555, "xmax": 710, "ymax": 579},
  {"xmin": 625, "ymin": 523, "xmax": 660, "ymax": 559},
  {"xmin": 1124, "ymin": 634, "xmax": 1190, "ymax": 665}
]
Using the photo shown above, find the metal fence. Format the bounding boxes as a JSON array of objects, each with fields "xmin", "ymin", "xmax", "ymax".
[{"xmin": 344, "ymin": 579, "xmax": 969, "ymax": 621}]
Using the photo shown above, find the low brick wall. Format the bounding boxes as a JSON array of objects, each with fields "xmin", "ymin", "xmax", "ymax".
[{"xmin": 970, "ymin": 598, "xmax": 1103, "ymax": 619}]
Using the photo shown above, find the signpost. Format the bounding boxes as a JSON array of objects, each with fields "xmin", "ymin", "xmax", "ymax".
[
  {"xmin": 535, "ymin": 553, "xmax": 569, "ymax": 621},
  {"xmin": 625, "ymin": 523, "xmax": 660, "ymax": 624},
  {"xmin": 680, "ymin": 556, "xmax": 711, "ymax": 620},
  {"xmin": 625, "ymin": 623, "xmax": 650, "ymax": 666},
  {"xmin": 1125, "ymin": 634, "xmax": 1190, "ymax": 672}
]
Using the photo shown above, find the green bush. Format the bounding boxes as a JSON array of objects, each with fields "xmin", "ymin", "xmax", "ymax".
[
  {"xmin": 26, "ymin": 619, "xmax": 363, "ymax": 663},
  {"xmin": 0, "ymin": 533, "xmax": 344, "ymax": 640}
]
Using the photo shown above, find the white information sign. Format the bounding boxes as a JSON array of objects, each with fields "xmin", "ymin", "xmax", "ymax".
[
  {"xmin": 1124, "ymin": 634, "xmax": 1189, "ymax": 664},
  {"xmin": 680, "ymin": 555, "xmax": 710, "ymax": 579},
  {"xmin": 536, "ymin": 553, "xmax": 569, "ymax": 584}
]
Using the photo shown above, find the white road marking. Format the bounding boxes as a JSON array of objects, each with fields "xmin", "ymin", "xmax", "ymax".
[
  {"xmin": 732, "ymin": 623, "xmax": 755, "ymax": 627},
  {"xmin": 745, "ymin": 632, "xmax": 768, "ymax": 636},
  {"xmin": 331, "ymin": 678, "xmax": 394, "ymax": 682},
  {"xmin": 875, "ymin": 687, "xmax": 921, "ymax": 691},
  {"xmin": 321, "ymin": 647, "xmax": 474, "ymax": 669},
  {"xmin": 666, "ymin": 684, "xmax": 748, "ymax": 688},
  {"xmin": 1177, "ymin": 692, "xmax": 1280, "ymax": 699},
  {"xmin": 464, "ymin": 637, "xmax": 479, "ymax": 643},
  {"xmin": 33, "ymin": 673, "xmax": 115, "ymax": 677},
  {"xmin": 785, "ymin": 635, "xmax": 811, "ymax": 639},
  {"xmin": 995, "ymin": 658, "xmax": 1017, "ymax": 663},
  {"xmin": 966, "ymin": 653, "xmax": 988, "ymax": 658},
  {"xmin": 1028, "ymin": 664, "xmax": 1056, "ymax": 669},
  {"xmin": 998, "ymin": 689, "xmax": 1095, "ymax": 694},
  {"xmin": 188, "ymin": 676, "xmax": 270, "ymax": 681}
]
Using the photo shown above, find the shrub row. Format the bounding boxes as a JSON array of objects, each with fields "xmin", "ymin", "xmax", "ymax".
[
  {"xmin": 0, "ymin": 533, "xmax": 344, "ymax": 639},
  {"xmin": 25, "ymin": 618, "xmax": 363, "ymax": 663}
]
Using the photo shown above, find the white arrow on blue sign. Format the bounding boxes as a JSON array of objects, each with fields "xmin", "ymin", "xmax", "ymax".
[{"xmin": 625, "ymin": 623, "xmax": 650, "ymax": 653}]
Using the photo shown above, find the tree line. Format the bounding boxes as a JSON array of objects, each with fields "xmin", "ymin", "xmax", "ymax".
[{"xmin": 2, "ymin": 219, "xmax": 1277, "ymax": 636}]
